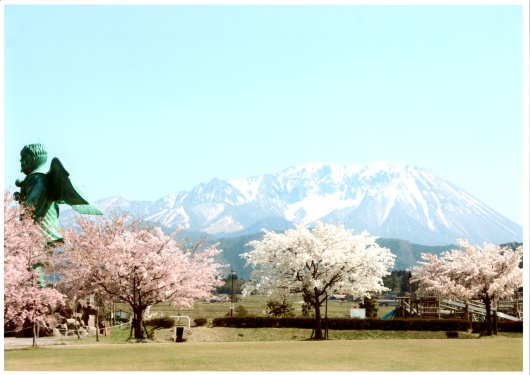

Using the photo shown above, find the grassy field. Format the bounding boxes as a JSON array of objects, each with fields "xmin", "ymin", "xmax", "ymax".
[
  {"xmin": 129, "ymin": 294, "xmax": 394, "ymax": 323},
  {"xmin": 4, "ymin": 295, "xmax": 524, "ymax": 371},
  {"xmin": 4, "ymin": 336, "xmax": 523, "ymax": 371}
]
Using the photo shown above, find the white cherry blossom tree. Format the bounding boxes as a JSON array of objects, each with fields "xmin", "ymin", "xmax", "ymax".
[
  {"xmin": 4, "ymin": 191, "xmax": 65, "ymax": 346},
  {"xmin": 241, "ymin": 221, "xmax": 395, "ymax": 339},
  {"xmin": 411, "ymin": 238, "xmax": 523, "ymax": 336},
  {"xmin": 58, "ymin": 213, "xmax": 224, "ymax": 339}
]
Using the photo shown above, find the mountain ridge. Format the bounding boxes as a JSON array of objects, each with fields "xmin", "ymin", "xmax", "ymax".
[{"xmin": 60, "ymin": 161, "xmax": 522, "ymax": 247}]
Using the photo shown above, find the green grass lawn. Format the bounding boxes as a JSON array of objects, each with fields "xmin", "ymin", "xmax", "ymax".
[
  {"xmin": 5, "ymin": 295, "xmax": 523, "ymax": 371},
  {"xmin": 4, "ymin": 336, "xmax": 523, "ymax": 371}
]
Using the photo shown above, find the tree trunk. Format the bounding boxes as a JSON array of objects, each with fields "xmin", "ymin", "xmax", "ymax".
[
  {"xmin": 133, "ymin": 309, "xmax": 144, "ymax": 339},
  {"xmin": 129, "ymin": 318, "xmax": 134, "ymax": 339},
  {"xmin": 32, "ymin": 300, "xmax": 37, "ymax": 347},
  {"xmin": 95, "ymin": 302, "xmax": 99, "ymax": 342},
  {"xmin": 313, "ymin": 302, "xmax": 323, "ymax": 339},
  {"xmin": 32, "ymin": 319, "xmax": 37, "ymax": 347},
  {"xmin": 493, "ymin": 311, "xmax": 498, "ymax": 335},
  {"xmin": 131, "ymin": 274, "xmax": 145, "ymax": 339},
  {"xmin": 310, "ymin": 289, "xmax": 324, "ymax": 340},
  {"xmin": 483, "ymin": 294, "xmax": 493, "ymax": 336},
  {"xmin": 74, "ymin": 300, "xmax": 80, "ymax": 339}
]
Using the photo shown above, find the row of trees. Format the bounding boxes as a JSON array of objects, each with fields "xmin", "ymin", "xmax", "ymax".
[
  {"xmin": 381, "ymin": 270, "xmax": 410, "ymax": 296},
  {"xmin": 4, "ymin": 190, "xmax": 524, "ymax": 342},
  {"xmin": 242, "ymin": 224, "xmax": 523, "ymax": 338}
]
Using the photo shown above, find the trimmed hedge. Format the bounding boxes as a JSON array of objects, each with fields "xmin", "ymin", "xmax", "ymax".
[
  {"xmin": 471, "ymin": 320, "xmax": 523, "ymax": 333},
  {"xmin": 211, "ymin": 317, "xmax": 521, "ymax": 332},
  {"xmin": 144, "ymin": 316, "xmax": 175, "ymax": 329},
  {"xmin": 381, "ymin": 318, "xmax": 471, "ymax": 331},
  {"xmin": 212, "ymin": 317, "xmax": 314, "ymax": 329},
  {"xmin": 194, "ymin": 318, "xmax": 208, "ymax": 327}
]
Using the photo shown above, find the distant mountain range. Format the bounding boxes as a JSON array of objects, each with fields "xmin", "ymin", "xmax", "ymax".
[
  {"xmin": 62, "ymin": 161, "xmax": 522, "ymax": 246},
  {"xmin": 206, "ymin": 233, "xmax": 463, "ymax": 279}
]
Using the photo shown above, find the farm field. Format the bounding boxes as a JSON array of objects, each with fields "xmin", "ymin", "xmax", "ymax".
[{"xmin": 117, "ymin": 294, "xmax": 392, "ymax": 323}]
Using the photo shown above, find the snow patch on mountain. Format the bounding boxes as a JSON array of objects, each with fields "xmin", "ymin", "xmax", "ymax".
[
  {"xmin": 285, "ymin": 192, "xmax": 359, "ymax": 224},
  {"xmin": 190, "ymin": 203, "xmax": 226, "ymax": 222},
  {"xmin": 204, "ymin": 216, "xmax": 244, "ymax": 234}
]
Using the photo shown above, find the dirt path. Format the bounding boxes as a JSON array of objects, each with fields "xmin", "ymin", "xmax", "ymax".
[{"xmin": 4, "ymin": 336, "xmax": 81, "ymax": 347}]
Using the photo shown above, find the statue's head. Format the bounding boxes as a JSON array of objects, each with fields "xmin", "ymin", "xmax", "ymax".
[{"xmin": 20, "ymin": 144, "xmax": 48, "ymax": 175}]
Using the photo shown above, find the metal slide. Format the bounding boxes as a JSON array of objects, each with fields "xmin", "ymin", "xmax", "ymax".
[{"xmin": 441, "ymin": 299, "xmax": 521, "ymax": 321}]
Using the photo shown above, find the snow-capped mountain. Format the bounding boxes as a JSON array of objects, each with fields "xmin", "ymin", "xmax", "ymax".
[{"xmin": 61, "ymin": 162, "xmax": 522, "ymax": 246}]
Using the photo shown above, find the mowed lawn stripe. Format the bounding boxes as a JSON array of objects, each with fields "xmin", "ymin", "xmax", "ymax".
[{"xmin": 4, "ymin": 337, "xmax": 523, "ymax": 371}]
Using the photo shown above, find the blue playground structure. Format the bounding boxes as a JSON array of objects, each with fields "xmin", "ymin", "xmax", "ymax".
[{"xmin": 382, "ymin": 308, "xmax": 397, "ymax": 320}]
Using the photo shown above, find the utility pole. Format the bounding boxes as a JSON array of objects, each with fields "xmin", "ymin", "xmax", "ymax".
[{"xmin": 230, "ymin": 270, "xmax": 235, "ymax": 317}]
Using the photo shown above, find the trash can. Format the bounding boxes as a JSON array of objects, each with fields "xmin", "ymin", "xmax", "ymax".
[{"xmin": 175, "ymin": 326, "xmax": 185, "ymax": 342}]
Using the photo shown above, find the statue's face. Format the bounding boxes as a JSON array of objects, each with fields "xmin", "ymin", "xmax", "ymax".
[
  {"xmin": 20, "ymin": 154, "xmax": 41, "ymax": 175},
  {"xmin": 20, "ymin": 156, "xmax": 31, "ymax": 175},
  {"xmin": 19, "ymin": 145, "xmax": 47, "ymax": 175}
]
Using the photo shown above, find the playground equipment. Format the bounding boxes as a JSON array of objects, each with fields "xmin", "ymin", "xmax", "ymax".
[
  {"xmin": 383, "ymin": 271, "xmax": 524, "ymax": 321},
  {"xmin": 382, "ymin": 308, "xmax": 397, "ymax": 320},
  {"xmin": 441, "ymin": 299, "xmax": 520, "ymax": 321},
  {"xmin": 388, "ymin": 294, "xmax": 522, "ymax": 321}
]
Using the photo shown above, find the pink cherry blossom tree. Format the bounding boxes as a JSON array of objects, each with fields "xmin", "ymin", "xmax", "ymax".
[
  {"xmin": 4, "ymin": 191, "xmax": 65, "ymax": 346},
  {"xmin": 58, "ymin": 213, "xmax": 224, "ymax": 339},
  {"xmin": 241, "ymin": 221, "xmax": 395, "ymax": 340},
  {"xmin": 411, "ymin": 238, "xmax": 523, "ymax": 336}
]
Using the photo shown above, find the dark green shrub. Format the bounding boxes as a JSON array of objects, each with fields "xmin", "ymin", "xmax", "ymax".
[
  {"xmin": 472, "ymin": 320, "xmax": 523, "ymax": 333},
  {"xmin": 382, "ymin": 318, "xmax": 470, "ymax": 331},
  {"xmin": 359, "ymin": 295, "xmax": 379, "ymax": 318},
  {"xmin": 326, "ymin": 318, "xmax": 383, "ymax": 330},
  {"xmin": 194, "ymin": 318, "xmax": 207, "ymax": 327},
  {"xmin": 144, "ymin": 316, "xmax": 175, "ymax": 329},
  {"xmin": 498, "ymin": 320, "xmax": 523, "ymax": 332},
  {"xmin": 235, "ymin": 305, "xmax": 250, "ymax": 317},
  {"xmin": 212, "ymin": 316, "xmax": 472, "ymax": 331},
  {"xmin": 266, "ymin": 299, "xmax": 295, "ymax": 318},
  {"xmin": 300, "ymin": 294, "xmax": 314, "ymax": 317},
  {"xmin": 278, "ymin": 318, "xmax": 314, "ymax": 328}
]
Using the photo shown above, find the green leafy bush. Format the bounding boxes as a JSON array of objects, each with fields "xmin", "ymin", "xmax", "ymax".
[
  {"xmin": 359, "ymin": 295, "xmax": 378, "ymax": 318},
  {"xmin": 266, "ymin": 299, "xmax": 295, "ymax": 318},
  {"xmin": 300, "ymin": 294, "xmax": 314, "ymax": 317},
  {"xmin": 144, "ymin": 316, "xmax": 175, "ymax": 329},
  {"xmin": 194, "ymin": 318, "xmax": 207, "ymax": 326},
  {"xmin": 235, "ymin": 305, "xmax": 250, "ymax": 317}
]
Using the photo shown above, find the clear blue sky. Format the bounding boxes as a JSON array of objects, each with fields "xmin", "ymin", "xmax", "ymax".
[{"xmin": 2, "ymin": 1, "xmax": 527, "ymax": 225}]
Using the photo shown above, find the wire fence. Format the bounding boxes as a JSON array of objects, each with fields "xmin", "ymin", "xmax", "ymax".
[{"xmin": 4, "ymin": 320, "xmax": 132, "ymax": 337}]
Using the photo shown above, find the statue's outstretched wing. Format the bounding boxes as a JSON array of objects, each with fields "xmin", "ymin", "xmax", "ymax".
[{"xmin": 48, "ymin": 157, "xmax": 103, "ymax": 215}]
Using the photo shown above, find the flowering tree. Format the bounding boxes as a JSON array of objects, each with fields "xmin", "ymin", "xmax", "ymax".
[
  {"xmin": 4, "ymin": 191, "xmax": 65, "ymax": 346},
  {"xmin": 411, "ymin": 238, "xmax": 523, "ymax": 336},
  {"xmin": 58, "ymin": 213, "xmax": 224, "ymax": 339},
  {"xmin": 241, "ymin": 221, "xmax": 395, "ymax": 339}
]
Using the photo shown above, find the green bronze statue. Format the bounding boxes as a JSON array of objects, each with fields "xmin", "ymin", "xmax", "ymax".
[{"xmin": 14, "ymin": 143, "xmax": 103, "ymax": 243}]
